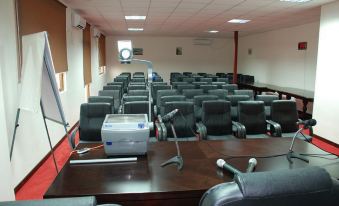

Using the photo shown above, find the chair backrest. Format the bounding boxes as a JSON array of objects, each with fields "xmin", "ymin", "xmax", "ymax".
[
  {"xmin": 271, "ymin": 100, "xmax": 299, "ymax": 133},
  {"xmin": 256, "ymin": 95, "xmax": 279, "ymax": 118},
  {"xmin": 183, "ymin": 77, "xmax": 195, "ymax": 83},
  {"xmin": 129, "ymin": 82, "xmax": 146, "ymax": 86},
  {"xmin": 123, "ymin": 101, "xmax": 149, "ymax": 118},
  {"xmin": 234, "ymin": 89, "xmax": 254, "ymax": 100},
  {"xmin": 98, "ymin": 90, "xmax": 121, "ymax": 113},
  {"xmin": 88, "ymin": 96, "xmax": 114, "ymax": 114},
  {"xmin": 177, "ymin": 84, "xmax": 195, "ymax": 94},
  {"xmin": 208, "ymin": 89, "xmax": 228, "ymax": 100},
  {"xmin": 202, "ymin": 100, "xmax": 232, "ymax": 135},
  {"xmin": 201, "ymin": 78, "xmax": 212, "ymax": 83},
  {"xmin": 131, "ymin": 78, "xmax": 145, "ymax": 82},
  {"xmin": 128, "ymin": 84, "xmax": 146, "ymax": 91},
  {"xmin": 222, "ymin": 84, "xmax": 238, "ymax": 94},
  {"xmin": 107, "ymin": 82, "xmax": 123, "ymax": 87},
  {"xmin": 192, "ymin": 81, "xmax": 207, "ymax": 88},
  {"xmin": 159, "ymin": 95, "xmax": 186, "ymax": 116},
  {"xmin": 123, "ymin": 95, "xmax": 148, "ymax": 102},
  {"xmin": 200, "ymin": 166, "xmax": 339, "ymax": 206},
  {"xmin": 193, "ymin": 95, "xmax": 219, "ymax": 121},
  {"xmin": 172, "ymin": 81, "xmax": 188, "ymax": 89},
  {"xmin": 217, "ymin": 78, "xmax": 228, "ymax": 83},
  {"xmin": 79, "ymin": 103, "xmax": 111, "ymax": 141},
  {"xmin": 183, "ymin": 89, "xmax": 204, "ymax": 100},
  {"xmin": 164, "ymin": 101, "xmax": 196, "ymax": 137},
  {"xmin": 226, "ymin": 95, "xmax": 250, "ymax": 121},
  {"xmin": 200, "ymin": 85, "xmax": 218, "ymax": 93},
  {"xmin": 127, "ymin": 89, "xmax": 149, "ymax": 97},
  {"xmin": 156, "ymin": 89, "xmax": 178, "ymax": 108},
  {"xmin": 103, "ymin": 85, "xmax": 123, "ymax": 98},
  {"xmin": 152, "ymin": 82, "xmax": 167, "ymax": 86},
  {"xmin": 152, "ymin": 85, "xmax": 171, "ymax": 102},
  {"xmin": 238, "ymin": 101, "xmax": 266, "ymax": 135}
]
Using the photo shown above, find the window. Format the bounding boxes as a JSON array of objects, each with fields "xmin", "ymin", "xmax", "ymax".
[{"xmin": 56, "ymin": 72, "xmax": 66, "ymax": 92}]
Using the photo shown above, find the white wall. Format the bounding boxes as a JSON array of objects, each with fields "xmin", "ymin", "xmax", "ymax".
[
  {"xmin": 0, "ymin": 0, "xmax": 109, "ymax": 190},
  {"xmin": 238, "ymin": 22, "xmax": 319, "ymax": 91},
  {"xmin": 313, "ymin": 1, "xmax": 339, "ymax": 144},
  {"xmin": 106, "ymin": 36, "xmax": 233, "ymax": 82},
  {"xmin": 0, "ymin": 42, "xmax": 15, "ymax": 200}
]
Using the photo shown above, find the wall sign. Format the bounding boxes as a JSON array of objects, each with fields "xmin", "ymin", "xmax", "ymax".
[{"xmin": 298, "ymin": 42, "xmax": 307, "ymax": 50}]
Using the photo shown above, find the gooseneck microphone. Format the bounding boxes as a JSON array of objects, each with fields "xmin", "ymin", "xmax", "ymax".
[
  {"xmin": 298, "ymin": 119, "xmax": 317, "ymax": 129},
  {"xmin": 161, "ymin": 109, "xmax": 179, "ymax": 122},
  {"xmin": 216, "ymin": 159, "xmax": 241, "ymax": 175},
  {"xmin": 246, "ymin": 158, "xmax": 257, "ymax": 173}
]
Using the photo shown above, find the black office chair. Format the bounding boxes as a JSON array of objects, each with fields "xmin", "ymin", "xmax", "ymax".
[
  {"xmin": 256, "ymin": 94, "xmax": 279, "ymax": 119},
  {"xmin": 201, "ymin": 100, "xmax": 240, "ymax": 140},
  {"xmin": 200, "ymin": 85, "xmax": 218, "ymax": 93},
  {"xmin": 237, "ymin": 101, "xmax": 281, "ymax": 139},
  {"xmin": 193, "ymin": 95, "xmax": 219, "ymax": 121},
  {"xmin": 234, "ymin": 89, "xmax": 254, "ymax": 100},
  {"xmin": 222, "ymin": 84, "xmax": 238, "ymax": 94},
  {"xmin": 226, "ymin": 95, "xmax": 250, "ymax": 121},
  {"xmin": 201, "ymin": 77, "xmax": 213, "ymax": 83},
  {"xmin": 183, "ymin": 77, "xmax": 195, "ymax": 83},
  {"xmin": 70, "ymin": 103, "xmax": 111, "ymax": 149},
  {"xmin": 159, "ymin": 95, "xmax": 186, "ymax": 117},
  {"xmin": 271, "ymin": 100, "xmax": 312, "ymax": 141},
  {"xmin": 130, "ymin": 78, "xmax": 145, "ymax": 82},
  {"xmin": 192, "ymin": 81, "xmax": 207, "ymax": 88},
  {"xmin": 103, "ymin": 85, "xmax": 123, "ymax": 98},
  {"xmin": 98, "ymin": 90, "xmax": 121, "ymax": 113},
  {"xmin": 212, "ymin": 82, "xmax": 226, "ymax": 89},
  {"xmin": 200, "ymin": 166, "xmax": 339, "ymax": 206},
  {"xmin": 123, "ymin": 95, "xmax": 148, "ymax": 102},
  {"xmin": 151, "ymin": 84, "xmax": 171, "ymax": 104},
  {"xmin": 88, "ymin": 96, "xmax": 114, "ymax": 114},
  {"xmin": 177, "ymin": 84, "xmax": 195, "ymax": 94},
  {"xmin": 0, "ymin": 196, "xmax": 121, "ymax": 206},
  {"xmin": 208, "ymin": 89, "xmax": 228, "ymax": 100},
  {"xmin": 156, "ymin": 101, "xmax": 206, "ymax": 141},
  {"xmin": 182, "ymin": 89, "xmax": 204, "ymax": 102},
  {"xmin": 123, "ymin": 101, "xmax": 151, "ymax": 119},
  {"xmin": 128, "ymin": 84, "xmax": 146, "ymax": 91},
  {"xmin": 171, "ymin": 81, "xmax": 188, "ymax": 89},
  {"xmin": 154, "ymin": 89, "xmax": 178, "ymax": 115},
  {"xmin": 127, "ymin": 89, "xmax": 149, "ymax": 97}
]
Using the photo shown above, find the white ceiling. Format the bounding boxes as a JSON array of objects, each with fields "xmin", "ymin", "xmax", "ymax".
[{"xmin": 61, "ymin": 0, "xmax": 336, "ymax": 38}]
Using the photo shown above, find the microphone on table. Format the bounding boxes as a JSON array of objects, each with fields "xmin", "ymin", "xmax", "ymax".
[
  {"xmin": 246, "ymin": 158, "xmax": 257, "ymax": 173},
  {"xmin": 297, "ymin": 119, "xmax": 317, "ymax": 129},
  {"xmin": 216, "ymin": 159, "xmax": 241, "ymax": 175},
  {"xmin": 161, "ymin": 109, "xmax": 179, "ymax": 123}
]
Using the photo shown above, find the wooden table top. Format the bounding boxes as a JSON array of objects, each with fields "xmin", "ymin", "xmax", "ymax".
[{"xmin": 44, "ymin": 138, "xmax": 339, "ymax": 205}]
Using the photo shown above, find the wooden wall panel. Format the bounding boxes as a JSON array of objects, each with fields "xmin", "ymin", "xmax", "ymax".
[
  {"xmin": 83, "ymin": 23, "xmax": 91, "ymax": 84},
  {"xmin": 18, "ymin": 0, "xmax": 68, "ymax": 73},
  {"xmin": 98, "ymin": 35, "xmax": 106, "ymax": 67}
]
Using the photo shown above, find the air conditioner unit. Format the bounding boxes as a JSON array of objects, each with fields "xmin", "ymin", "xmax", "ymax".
[
  {"xmin": 72, "ymin": 12, "xmax": 86, "ymax": 30},
  {"xmin": 193, "ymin": 38, "xmax": 213, "ymax": 46},
  {"xmin": 93, "ymin": 28, "xmax": 101, "ymax": 38}
]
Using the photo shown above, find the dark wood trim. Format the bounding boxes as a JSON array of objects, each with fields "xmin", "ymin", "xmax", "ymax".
[
  {"xmin": 313, "ymin": 133, "xmax": 339, "ymax": 149},
  {"xmin": 14, "ymin": 121, "xmax": 79, "ymax": 192},
  {"xmin": 233, "ymin": 31, "xmax": 238, "ymax": 84}
]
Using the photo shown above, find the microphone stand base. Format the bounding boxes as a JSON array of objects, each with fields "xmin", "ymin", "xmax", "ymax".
[
  {"xmin": 287, "ymin": 150, "xmax": 309, "ymax": 164},
  {"xmin": 161, "ymin": 155, "xmax": 183, "ymax": 171}
]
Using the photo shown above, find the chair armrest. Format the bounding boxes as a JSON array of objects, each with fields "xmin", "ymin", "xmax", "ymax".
[
  {"xmin": 196, "ymin": 122, "xmax": 207, "ymax": 140},
  {"xmin": 160, "ymin": 122, "xmax": 167, "ymax": 141},
  {"xmin": 266, "ymin": 120, "xmax": 281, "ymax": 137},
  {"xmin": 232, "ymin": 121, "xmax": 246, "ymax": 139},
  {"xmin": 154, "ymin": 105, "xmax": 158, "ymax": 116},
  {"xmin": 154, "ymin": 122, "xmax": 163, "ymax": 141},
  {"xmin": 70, "ymin": 126, "xmax": 79, "ymax": 149}
]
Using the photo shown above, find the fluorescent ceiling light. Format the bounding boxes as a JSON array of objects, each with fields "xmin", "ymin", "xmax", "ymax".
[
  {"xmin": 207, "ymin": 30, "xmax": 219, "ymax": 33},
  {"xmin": 280, "ymin": 0, "xmax": 312, "ymax": 2},
  {"xmin": 228, "ymin": 19, "xmax": 251, "ymax": 24},
  {"xmin": 125, "ymin": 16, "xmax": 146, "ymax": 20},
  {"xmin": 128, "ymin": 28, "xmax": 144, "ymax": 31}
]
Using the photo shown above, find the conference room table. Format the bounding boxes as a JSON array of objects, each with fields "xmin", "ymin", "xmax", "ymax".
[
  {"xmin": 239, "ymin": 82, "xmax": 314, "ymax": 115},
  {"xmin": 44, "ymin": 138, "xmax": 339, "ymax": 206}
]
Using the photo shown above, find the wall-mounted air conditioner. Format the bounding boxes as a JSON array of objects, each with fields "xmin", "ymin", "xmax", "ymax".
[
  {"xmin": 93, "ymin": 27, "xmax": 101, "ymax": 38},
  {"xmin": 193, "ymin": 38, "xmax": 213, "ymax": 46},
  {"xmin": 72, "ymin": 12, "xmax": 86, "ymax": 30}
]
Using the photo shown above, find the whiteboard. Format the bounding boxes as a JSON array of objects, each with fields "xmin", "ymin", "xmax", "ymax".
[{"xmin": 19, "ymin": 32, "xmax": 67, "ymax": 125}]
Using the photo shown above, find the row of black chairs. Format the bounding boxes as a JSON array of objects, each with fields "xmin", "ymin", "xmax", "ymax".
[{"xmin": 170, "ymin": 72, "xmax": 255, "ymax": 84}]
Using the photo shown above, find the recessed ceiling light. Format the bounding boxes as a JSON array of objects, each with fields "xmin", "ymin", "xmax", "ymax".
[
  {"xmin": 128, "ymin": 28, "xmax": 144, "ymax": 31},
  {"xmin": 125, "ymin": 16, "xmax": 146, "ymax": 20},
  {"xmin": 280, "ymin": 0, "xmax": 312, "ymax": 2},
  {"xmin": 228, "ymin": 19, "xmax": 251, "ymax": 24},
  {"xmin": 207, "ymin": 30, "xmax": 219, "ymax": 33}
]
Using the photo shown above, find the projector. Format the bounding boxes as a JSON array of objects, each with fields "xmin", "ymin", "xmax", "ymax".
[{"xmin": 101, "ymin": 114, "xmax": 149, "ymax": 156}]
